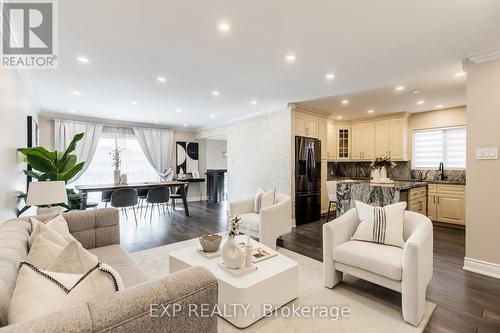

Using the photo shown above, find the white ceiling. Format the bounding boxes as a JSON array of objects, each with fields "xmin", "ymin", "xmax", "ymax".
[{"xmin": 29, "ymin": 0, "xmax": 500, "ymax": 130}]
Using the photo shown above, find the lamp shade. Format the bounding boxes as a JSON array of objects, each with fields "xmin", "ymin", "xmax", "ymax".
[{"xmin": 26, "ymin": 181, "xmax": 68, "ymax": 206}]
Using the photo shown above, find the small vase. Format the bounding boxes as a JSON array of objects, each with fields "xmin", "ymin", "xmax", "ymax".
[
  {"xmin": 221, "ymin": 236, "xmax": 244, "ymax": 269},
  {"xmin": 371, "ymin": 168, "xmax": 381, "ymax": 182},
  {"xmin": 380, "ymin": 166, "xmax": 388, "ymax": 180},
  {"xmin": 114, "ymin": 169, "xmax": 121, "ymax": 185}
]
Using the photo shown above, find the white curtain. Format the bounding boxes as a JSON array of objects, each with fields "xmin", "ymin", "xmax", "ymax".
[
  {"xmin": 133, "ymin": 127, "xmax": 174, "ymax": 177},
  {"xmin": 54, "ymin": 119, "xmax": 103, "ymax": 183}
]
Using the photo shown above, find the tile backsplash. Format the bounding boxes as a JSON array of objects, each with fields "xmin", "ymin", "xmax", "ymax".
[{"xmin": 328, "ymin": 161, "xmax": 466, "ymax": 183}]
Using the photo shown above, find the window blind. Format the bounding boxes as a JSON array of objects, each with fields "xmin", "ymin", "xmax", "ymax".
[{"xmin": 412, "ymin": 127, "xmax": 466, "ymax": 169}]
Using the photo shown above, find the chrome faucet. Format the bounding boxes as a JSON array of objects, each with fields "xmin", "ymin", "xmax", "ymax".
[{"xmin": 437, "ymin": 162, "xmax": 446, "ymax": 180}]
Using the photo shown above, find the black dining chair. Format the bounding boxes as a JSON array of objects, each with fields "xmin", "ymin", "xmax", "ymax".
[
  {"xmin": 137, "ymin": 188, "xmax": 149, "ymax": 215},
  {"xmin": 144, "ymin": 186, "xmax": 170, "ymax": 221},
  {"xmin": 111, "ymin": 188, "xmax": 139, "ymax": 225},
  {"xmin": 170, "ymin": 183, "xmax": 188, "ymax": 210},
  {"xmin": 101, "ymin": 190, "xmax": 114, "ymax": 208}
]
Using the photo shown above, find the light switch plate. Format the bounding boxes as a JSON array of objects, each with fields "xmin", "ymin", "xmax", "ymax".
[{"xmin": 475, "ymin": 147, "xmax": 499, "ymax": 160}]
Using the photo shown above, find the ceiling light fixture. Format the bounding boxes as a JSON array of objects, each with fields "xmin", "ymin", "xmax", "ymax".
[
  {"xmin": 157, "ymin": 76, "xmax": 166, "ymax": 83},
  {"xmin": 77, "ymin": 56, "xmax": 90, "ymax": 63},
  {"xmin": 341, "ymin": 99, "xmax": 349, "ymax": 105},
  {"xmin": 251, "ymin": 100, "xmax": 257, "ymax": 105},
  {"xmin": 218, "ymin": 23, "xmax": 230, "ymax": 31},
  {"xmin": 412, "ymin": 89, "xmax": 421, "ymax": 95},
  {"xmin": 337, "ymin": 116, "xmax": 343, "ymax": 119},
  {"xmin": 183, "ymin": 123, "xmax": 188, "ymax": 127},
  {"xmin": 368, "ymin": 109, "xmax": 374, "ymax": 113},
  {"xmin": 131, "ymin": 101, "xmax": 138, "ymax": 105},
  {"xmin": 395, "ymin": 86, "xmax": 405, "ymax": 91},
  {"xmin": 325, "ymin": 73, "xmax": 335, "ymax": 80},
  {"xmin": 154, "ymin": 120, "xmax": 159, "ymax": 123},
  {"xmin": 70, "ymin": 109, "xmax": 76, "ymax": 113},
  {"xmin": 435, "ymin": 104, "xmax": 443, "ymax": 109},
  {"xmin": 73, "ymin": 91, "xmax": 81, "ymax": 96},
  {"xmin": 285, "ymin": 54, "xmax": 296, "ymax": 62},
  {"xmin": 212, "ymin": 90, "xmax": 220, "ymax": 96},
  {"xmin": 176, "ymin": 108, "xmax": 182, "ymax": 113},
  {"xmin": 455, "ymin": 71, "xmax": 466, "ymax": 78},
  {"xmin": 209, "ymin": 114, "xmax": 215, "ymax": 118},
  {"xmin": 417, "ymin": 100, "xmax": 425, "ymax": 105}
]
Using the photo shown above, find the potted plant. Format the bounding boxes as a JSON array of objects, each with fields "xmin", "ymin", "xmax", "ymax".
[
  {"xmin": 221, "ymin": 215, "xmax": 245, "ymax": 269},
  {"xmin": 16, "ymin": 133, "xmax": 86, "ymax": 216},
  {"xmin": 370, "ymin": 155, "xmax": 396, "ymax": 181},
  {"xmin": 110, "ymin": 148, "xmax": 123, "ymax": 185}
]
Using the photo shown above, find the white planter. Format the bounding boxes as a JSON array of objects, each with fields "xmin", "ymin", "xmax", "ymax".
[
  {"xmin": 114, "ymin": 169, "xmax": 121, "ymax": 185},
  {"xmin": 371, "ymin": 168, "xmax": 381, "ymax": 182},
  {"xmin": 380, "ymin": 166, "xmax": 388, "ymax": 180},
  {"xmin": 221, "ymin": 237, "xmax": 244, "ymax": 269}
]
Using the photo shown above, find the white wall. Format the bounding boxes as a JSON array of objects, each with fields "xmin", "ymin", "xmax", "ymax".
[
  {"xmin": 0, "ymin": 70, "xmax": 38, "ymax": 222},
  {"xmin": 206, "ymin": 139, "xmax": 227, "ymax": 169},
  {"xmin": 198, "ymin": 109, "xmax": 292, "ymax": 201}
]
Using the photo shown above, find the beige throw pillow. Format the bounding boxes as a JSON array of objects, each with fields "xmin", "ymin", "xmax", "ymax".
[
  {"xmin": 8, "ymin": 262, "xmax": 124, "ymax": 324},
  {"xmin": 352, "ymin": 201, "xmax": 407, "ymax": 248},
  {"xmin": 26, "ymin": 234, "xmax": 65, "ymax": 269},
  {"xmin": 29, "ymin": 215, "xmax": 73, "ymax": 248},
  {"xmin": 47, "ymin": 240, "xmax": 98, "ymax": 274},
  {"xmin": 254, "ymin": 187, "xmax": 265, "ymax": 213}
]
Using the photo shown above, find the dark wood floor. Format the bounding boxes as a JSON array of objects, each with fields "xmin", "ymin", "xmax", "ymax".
[{"xmin": 120, "ymin": 201, "xmax": 500, "ymax": 333}]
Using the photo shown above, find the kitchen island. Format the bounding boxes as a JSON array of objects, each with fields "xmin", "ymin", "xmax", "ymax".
[{"xmin": 336, "ymin": 179, "xmax": 428, "ymax": 215}]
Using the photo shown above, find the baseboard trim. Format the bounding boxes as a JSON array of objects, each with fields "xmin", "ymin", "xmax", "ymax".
[{"xmin": 463, "ymin": 257, "xmax": 500, "ymax": 280}]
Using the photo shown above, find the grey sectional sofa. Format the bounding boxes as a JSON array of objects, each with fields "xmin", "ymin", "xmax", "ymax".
[{"xmin": 0, "ymin": 208, "xmax": 218, "ymax": 332}]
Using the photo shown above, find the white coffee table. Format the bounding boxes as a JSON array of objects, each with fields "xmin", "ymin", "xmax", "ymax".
[{"xmin": 169, "ymin": 235, "xmax": 298, "ymax": 328}]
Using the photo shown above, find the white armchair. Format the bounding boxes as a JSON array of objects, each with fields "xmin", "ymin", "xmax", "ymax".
[
  {"xmin": 323, "ymin": 208, "xmax": 433, "ymax": 326},
  {"xmin": 229, "ymin": 193, "xmax": 292, "ymax": 249}
]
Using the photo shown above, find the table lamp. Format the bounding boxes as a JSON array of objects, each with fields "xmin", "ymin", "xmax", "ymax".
[{"xmin": 26, "ymin": 181, "xmax": 68, "ymax": 215}]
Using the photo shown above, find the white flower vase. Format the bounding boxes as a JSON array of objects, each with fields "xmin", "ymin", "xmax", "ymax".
[
  {"xmin": 221, "ymin": 237, "xmax": 244, "ymax": 269},
  {"xmin": 380, "ymin": 166, "xmax": 388, "ymax": 180},
  {"xmin": 114, "ymin": 169, "xmax": 121, "ymax": 185},
  {"xmin": 371, "ymin": 168, "xmax": 381, "ymax": 182}
]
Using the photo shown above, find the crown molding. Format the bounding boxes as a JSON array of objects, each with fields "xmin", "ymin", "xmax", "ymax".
[{"xmin": 466, "ymin": 48, "xmax": 500, "ymax": 64}]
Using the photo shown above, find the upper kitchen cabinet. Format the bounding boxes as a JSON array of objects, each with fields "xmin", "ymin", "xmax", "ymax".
[
  {"xmin": 326, "ymin": 122, "xmax": 337, "ymax": 160},
  {"xmin": 318, "ymin": 118, "xmax": 327, "ymax": 160},
  {"xmin": 295, "ymin": 112, "xmax": 319, "ymax": 138},
  {"xmin": 368, "ymin": 115, "xmax": 409, "ymax": 161},
  {"xmin": 351, "ymin": 123, "xmax": 375, "ymax": 160}
]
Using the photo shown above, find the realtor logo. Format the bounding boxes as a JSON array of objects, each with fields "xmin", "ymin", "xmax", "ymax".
[{"xmin": 1, "ymin": 0, "xmax": 58, "ymax": 68}]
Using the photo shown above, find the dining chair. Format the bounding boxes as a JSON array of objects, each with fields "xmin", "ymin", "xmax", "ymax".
[
  {"xmin": 144, "ymin": 186, "xmax": 170, "ymax": 222},
  {"xmin": 137, "ymin": 188, "xmax": 149, "ymax": 215},
  {"xmin": 101, "ymin": 190, "xmax": 114, "ymax": 208},
  {"xmin": 111, "ymin": 188, "xmax": 139, "ymax": 225},
  {"xmin": 170, "ymin": 183, "xmax": 188, "ymax": 210},
  {"xmin": 326, "ymin": 181, "xmax": 337, "ymax": 222}
]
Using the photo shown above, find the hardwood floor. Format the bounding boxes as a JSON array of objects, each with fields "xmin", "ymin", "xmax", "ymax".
[{"xmin": 119, "ymin": 201, "xmax": 500, "ymax": 333}]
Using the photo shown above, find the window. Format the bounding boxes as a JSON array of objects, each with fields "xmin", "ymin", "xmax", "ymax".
[
  {"xmin": 74, "ymin": 127, "xmax": 159, "ymax": 186},
  {"xmin": 412, "ymin": 127, "xmax": 466, "ymax": 169}
]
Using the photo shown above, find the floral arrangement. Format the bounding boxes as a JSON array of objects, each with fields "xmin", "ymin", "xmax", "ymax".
[
  {"xmin": 110, "ymin": 148, "xmax": 123, "ymax": 169},
  {"xmin": 228, "ymin": 215, "xmax": 241, "ymax": 238},
  {"xmin": 370, "ymin": 155, "xmax": 397, "ymax": 169}
]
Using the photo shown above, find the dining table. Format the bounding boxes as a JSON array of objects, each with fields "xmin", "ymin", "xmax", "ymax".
[{"xmin": 75, "ymin": 180, "xmax": 190, "ymax": 216}]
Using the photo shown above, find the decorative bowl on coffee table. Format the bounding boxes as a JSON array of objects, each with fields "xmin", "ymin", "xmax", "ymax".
[{"xmin": 198, "ymin": 233, "xmax": 222, "ymax": 252}]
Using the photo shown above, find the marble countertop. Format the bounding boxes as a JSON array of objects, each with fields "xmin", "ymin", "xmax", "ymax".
[
  {"xmin": 334, "ymin": 179, "xmax": 427, "ymax": 190},
  {"xmin": 329, "ymin": 177, "xmax": 466, "ymax": 186}
]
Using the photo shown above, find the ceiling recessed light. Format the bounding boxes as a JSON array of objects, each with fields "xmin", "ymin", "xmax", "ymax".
[
  {"xmin": 325, "ymin": 73, "xmax": 335, "ymax": 80},
  {"xmin": 285, "ymin": 54, "xmax": 296, "ymax": 62},
  {"xmin": 368, "ymin": 109, "xmax": 374, "ymax": 113},
  {"xmin": 157, "ymin": 76, "xmax": 166, "ymax": 83},
  {"xmin": 218, "ymin": 23, "xmax": 230, "ymax": 31},
  {"xmin": 455, "ymin": 71, "xmax": 466, "ymax": 78},
  {"xmin": 251, "ymin": 100, "xmax": 257, "ymax": 105},
  {"xmin": 73, "ymin": 91, "xmax": 81, "ymax": 96},
  {"xmin": 209, "ymin": 114, "xmax": 215, "ymax": 118},
  {"xmin": 131, "ymin": 101, "xmax": 138, "ymax": 105},
  {"xmin": 212, "ymin": 90, "xmax": 220, "ymax": 96},
  {"xmin": 116, "ymin": 115, "xmax": 121, "ymax": 119},
  {"xmin": 341, "ymin": 99, "xmax": 349, "ymax": 105},
  {"xmin": 176, "ymin": 108, "xmax": 182, "ymax": 113},
  {"xmin": 154, "ymin": 120, "xmax": 159, "ymax": 123},
  {"xmin": 435, "ymin": 104, "xmax": 443, "ymax": 109},
  {"xmin": 70, "ymin": 109, "xmax": 76, "ymax": 113},
  {"xmin": 183, "ymin": 123, "xmax": 188, "ymax": 127},
  {"xmin": 337, "ymin": 115, "xmax": 343, "ymax": 119},
  {"xmin": 395, "ymin": 85, "xmax": 405, "ymax": 91},
  {"xmin": 417, "ymin": 100, "xmax": 425, "ymax": 105},
  {"xmin": 412, "ymin": 89, "xmax": 421, "ymax": 95},
  {"xmin": 77, "ymin": 56, "xmax": 90, "ymax": 63}
]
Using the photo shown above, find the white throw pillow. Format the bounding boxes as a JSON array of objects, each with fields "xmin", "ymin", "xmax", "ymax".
[
  {"xmin": 352, "ymin": 201, "xmax": 407, "ymax": 248},
  {"xmin": 8, "ymin": 262, "xmax": 124, "ymax": 324},
  {"xmin": 254, "ymin": 187, "xmax": 265, "ymax": 213},
  {"xmin": 260, "ymin": 189, "xmax": 276, "ymax": 212},
  {"xmin": 29, "ymin": 215, "xmax": 74, "ymax": 248},
  {"xmin": 26, "ymin": 234, "xmax": 65, "ymax": 269},
  {"xmin": 47, "ymin": 240, "xmax": 99, "ymax": 274}
]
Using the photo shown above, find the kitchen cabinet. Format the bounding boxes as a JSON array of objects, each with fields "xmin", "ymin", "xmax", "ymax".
[
  {"xmin": 336, "ymin": 126, "xmax": 350, "ymax": 159},
  {"xmin": 374, "ymin": 118, "xmax": 407, "ymax": 160},
  {"xmin": 318, "ymin": 118, "xmax": 327, "ymax": 160},
  {"xmin": 408, "ymin": 186, "xmax": 427, "ymax": 215},
  {"xmin": 321, "ymin": 161, "xmax": 328, "ymax": 214},
  {"xmin": 351, "ymin": 123, "xmax": 375, "ymax": 160},
  {"xmin": 427, "ymin": 184, "xmax": 466, "ymax": 225},
  {"xmin": 326, "ymin": 122, "xmax": 336, "ymax": 160},
  {"xmin": 295, "ymin": 112, "xmax": 319, "ymax": 138}
]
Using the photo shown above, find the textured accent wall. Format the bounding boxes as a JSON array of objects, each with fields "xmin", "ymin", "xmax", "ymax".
[{"xmin": 197, "ymin": 109, "xmax": 292, "ymax": 201}]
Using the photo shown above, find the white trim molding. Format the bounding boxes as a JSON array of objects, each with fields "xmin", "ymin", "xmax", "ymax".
[
  {"xmin": 463, "ymin": 257, "xmax": 500, "ymax": 280},
  {"xmin": 466, "ymin": 48, "xmax": 500, "ymax": 64}
]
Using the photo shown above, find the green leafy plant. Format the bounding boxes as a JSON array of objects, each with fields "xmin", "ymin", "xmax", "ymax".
[
  {"xmin": 370, "ymin": 155, "xmax": 397, "ymax": 169},
  {"xmin": 16, "ymin": 133, "xmax": 86, "ymax": 216}
]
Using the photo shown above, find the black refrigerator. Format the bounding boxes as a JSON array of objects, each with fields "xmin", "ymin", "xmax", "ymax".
[{"xmin": 295, "ymin": 136, "xmax": 321, "ymax": 225}]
